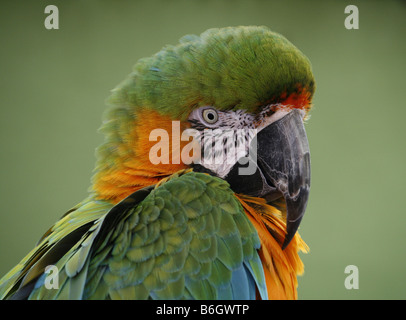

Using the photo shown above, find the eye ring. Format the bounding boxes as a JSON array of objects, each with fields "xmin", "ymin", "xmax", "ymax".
[{"xmin": 202, "ymin": 108, "xmax": 219, "ymax": 124}]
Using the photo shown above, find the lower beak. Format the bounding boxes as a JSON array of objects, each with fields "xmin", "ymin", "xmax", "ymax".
[{"xmin": 226, "ymin": 109, "xmax": 311, "ymax": 249}]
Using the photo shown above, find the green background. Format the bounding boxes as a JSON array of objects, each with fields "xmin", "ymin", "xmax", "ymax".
[{"xmin": 0, "ymin": 0, "xmax": 405, "ymax": 299}]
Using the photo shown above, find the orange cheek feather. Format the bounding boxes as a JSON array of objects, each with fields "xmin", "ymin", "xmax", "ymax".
[{"xmin": 93, "ymin": 109, "xmax": 191, "ymax": 203}]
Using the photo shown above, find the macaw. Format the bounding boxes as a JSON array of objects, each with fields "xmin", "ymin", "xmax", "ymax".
[{"xmin": 0, "ymin": 26, "xmax": 315, "ymax": 300}]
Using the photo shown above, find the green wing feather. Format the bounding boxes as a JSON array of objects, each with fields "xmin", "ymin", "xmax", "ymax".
[
  {"xmin": 0, "ymin": 172, "xmax": 266, "ymax": 300},
  {"xmin": 0, "ymin": 198, "xmax": 114, "ymax": 299}
]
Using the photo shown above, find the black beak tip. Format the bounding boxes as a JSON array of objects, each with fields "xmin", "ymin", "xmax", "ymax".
[
  {"xmin": 281, "ymin": 189, "xmax": 309, "ymax": 250},
  {"xmin": 282, "ymin": 216, "xmax": 303, "ymax": 250}
]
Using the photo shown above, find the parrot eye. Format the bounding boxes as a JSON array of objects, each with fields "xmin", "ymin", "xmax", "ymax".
[{"xmin": 202, "ymin": 108, "xmax": 219, "ymax": 124}]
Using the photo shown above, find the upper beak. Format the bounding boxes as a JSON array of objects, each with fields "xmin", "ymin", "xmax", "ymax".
[{"xmin": 226, "ymin": 109, "xmax": 311, "ymax": 249}]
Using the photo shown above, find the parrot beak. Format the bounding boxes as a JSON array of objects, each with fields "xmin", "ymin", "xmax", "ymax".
[{"xmin": 226, "ymin": 109, "xmax": 311, "ymax": 249}]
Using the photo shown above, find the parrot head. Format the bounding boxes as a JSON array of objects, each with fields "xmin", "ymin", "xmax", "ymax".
[{"xmin": 93, "ymin": 26, "xmax": 315, "ymax": 249}]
